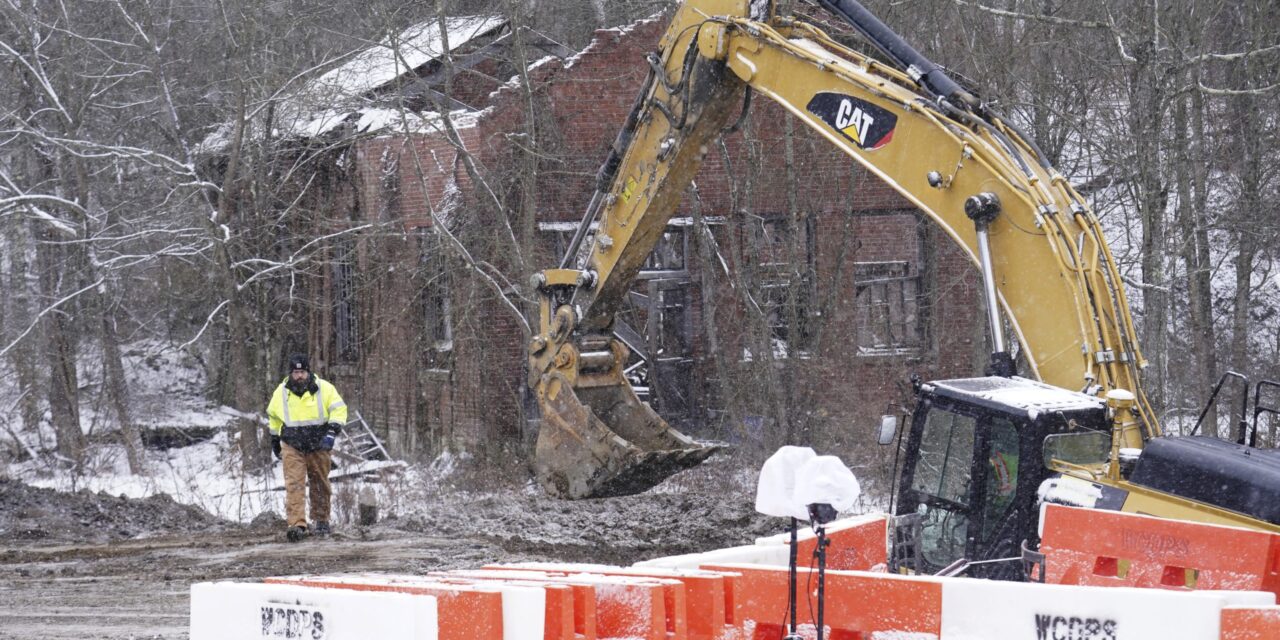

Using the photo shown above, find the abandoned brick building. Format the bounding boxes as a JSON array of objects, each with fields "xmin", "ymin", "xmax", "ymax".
[{"xmin": 272, "ymin": 14, "xmax": 985, "ymax": 464}]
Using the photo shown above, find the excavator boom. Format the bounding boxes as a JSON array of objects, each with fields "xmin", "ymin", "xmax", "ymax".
[{"xmin": 529, "ymin": 0, "xmax": 1157, "ymax": 498}]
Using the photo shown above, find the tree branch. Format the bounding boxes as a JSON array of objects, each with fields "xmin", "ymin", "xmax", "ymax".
[{"xmin": 0, "ymin": 277, "xmax": 105, "ymax": 358}]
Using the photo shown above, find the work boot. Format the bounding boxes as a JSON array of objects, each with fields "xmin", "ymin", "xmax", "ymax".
[
  {"xmin": 313, "ymin": 522, "xmax": 331, "ymax": 536},
  {"xmin": 286, "ymin": 526, "xmax": 307, "ymax": 542}
]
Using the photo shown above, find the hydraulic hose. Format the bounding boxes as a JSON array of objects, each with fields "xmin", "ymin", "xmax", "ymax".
[{"xmin": 813, "ymin": 0, "xmax": 982, "ymax": 112}]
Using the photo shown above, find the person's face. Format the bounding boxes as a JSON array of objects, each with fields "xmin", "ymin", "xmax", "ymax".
[{"xmin": 290, "ymin": 369, "xmax": 308, "ymax": 383}]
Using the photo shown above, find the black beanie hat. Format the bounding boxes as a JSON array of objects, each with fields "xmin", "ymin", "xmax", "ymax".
[{"xmin": 288, "ymin": 353, "xmax": 311, "ymax": 372}]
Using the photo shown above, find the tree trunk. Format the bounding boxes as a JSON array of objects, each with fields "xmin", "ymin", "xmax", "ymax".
[
  {"xmin": 205, "ymin": 84, "xmax": 270, "ymax": 472},
  {"xmin": 1173, "ymin": 90, "xmax": 1216, "ymax": 432},
  {"xmin": 688, "ymin": 184, "xmax": 733, "ymax": 439},
  {"xmin": 101, "ymin": 311, "xmax": 146, "ymax": 473},
  {"xmin": 37, "ymin": 227, "xmax": 85, "ymax": 467},
  {"xmin": 1126, "ymin": 28, "xmax": 1169, "ymax": 415},
  {"xmin": 1, "ymin": 220, "xmax": 44, "ymax": 437}
]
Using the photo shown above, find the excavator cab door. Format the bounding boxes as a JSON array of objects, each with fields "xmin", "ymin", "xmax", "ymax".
[
  {"xmin": 896, "ymin": 400, "xmax": 1027, "ymax": 577},
  {"xmin": 898, "ymin": 402, "xmax": 980, "ymax": 573}
]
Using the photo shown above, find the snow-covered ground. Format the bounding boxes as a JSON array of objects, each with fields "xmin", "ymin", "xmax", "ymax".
[
  {"xmin": 8, "ymin": 427, "xmax": 476, "ymax": 524},
  {"xmin": 1, "ymin": 339, "xmax": 468, "ymax": 524}
]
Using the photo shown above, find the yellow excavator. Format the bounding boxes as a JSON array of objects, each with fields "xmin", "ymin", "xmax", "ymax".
[{"xmin": 526, "ymin": 0, "xmax": 1280, "ymax": 573}]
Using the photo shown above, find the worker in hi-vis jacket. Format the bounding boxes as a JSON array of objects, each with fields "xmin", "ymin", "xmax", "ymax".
[{"xmin": 266, "ymin": 354, "xmax": 346, "ymax": 542}]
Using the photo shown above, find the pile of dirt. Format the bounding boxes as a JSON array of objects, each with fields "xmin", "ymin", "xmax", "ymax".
[
  {"xmin": 392, "ymin": 486, "xmax": 780, "ymax": 566},
  {"xmin": 0, "ymin": 477, "xmax": 230, "ymax": 544}
]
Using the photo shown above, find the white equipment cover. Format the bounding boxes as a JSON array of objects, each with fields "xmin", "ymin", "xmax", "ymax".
[
  {"xmin": 755, "ymin": 446, "xmax": 816, "ymax": 519},
  {"xmin": 794, "ymin": 455, "xmax": 861, "ymax": 513}
]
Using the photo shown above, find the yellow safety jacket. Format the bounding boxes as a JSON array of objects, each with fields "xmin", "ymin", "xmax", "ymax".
[{"xmin": 267, "ymin": 376, "xmax": 348, "ymax": 450}]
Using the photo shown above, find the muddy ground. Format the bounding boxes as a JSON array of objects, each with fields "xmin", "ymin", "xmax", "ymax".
[{"xmin": 0, "ymin": 469, "xmax": 779, "ymax": 639}]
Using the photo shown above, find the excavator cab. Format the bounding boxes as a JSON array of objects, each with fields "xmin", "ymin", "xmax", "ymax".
[
  {"xmin": 891, "ymin": 375, "xmax": 1280, "ymax": 577},
  {"xmin": 891, "ymin": 376, "xmax": 1110, "ymax": 578}
]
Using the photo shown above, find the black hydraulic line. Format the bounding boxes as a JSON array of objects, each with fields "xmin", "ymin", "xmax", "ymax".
[
  {"xmin": 813, "ymin": 0, "xmax": 981, "ymax": 112},
  {"xmin": 562, "ymin": 28, "xmax": 710, "ymax": 269},
  {"xmin": 938, "ymin": 100, "xmax": 1035, "ymax": 180},
  {"xmin": 559, "ymin": 65, "xmax": 657, "ymax": 268},
  {"xmin": 722, "ymin": 87, "xmax": 753, "ymax": 135},
  {"xmin": 645, "ymin": 37, "xmax": 701, "ymax": 131},
  {"xmin": 1189, "ymin": 371, "xmax": 1248, "ymax": 439},
  {"xmin": 816, "ymin": 0, "xmax": 1058, "ymax": 181},
  {"xmin": 999, "ymin": 116, "xmax": 1055, "ymax": 171}
]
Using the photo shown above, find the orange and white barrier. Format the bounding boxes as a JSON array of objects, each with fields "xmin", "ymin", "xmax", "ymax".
[
  {"xmin": 938, "ymin": 571, "xmax": 1267, "ymax": 640},
  {"xmin": 445, "ymin": 568, "xmax": 677, "ymax": 640},
  {"xmin": 636, "ymin": 514, "xmax": 887, "ymax": 573},
  {"xmin": 704, "ymin": 562, "xmax": 1274, "ymax": 640},
  {"xmin": 1039, "ymin": 503, "xmax": 1280, "ymax": 597},
  {"xmin": 1221, "ymin": 606, "xmax": 1280, "ymax": 640},
  {"xmin": 190, "ymin": 581, "xmax": 438, "ymax": 640},
  {"xmin": 634, "ymin": 542, "xmax": 790, "ymax": 570},
  {"xmin": 429, "ymin": 573, "xmax": 596, "ymax": 640},
  {"xmin": 488, "ymin": 563, "xmax": 741, "ymax": 640},
  {"xmin": 193, "ymin": 507, "xmax": 1280, "ymax": 640},
  {"xmin": 703, "ymin": 562, "xmax": 940, "ymax": 639},
  {"xmin": 264, "ymin": 574, "xmax": 543, "ymax": 640},
  {"xmin": 753, "ymin": 513, "xmax": 889, "ymax": 571}
]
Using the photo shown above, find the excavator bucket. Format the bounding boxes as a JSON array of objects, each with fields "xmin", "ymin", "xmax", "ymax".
[{"xmin": 533, "ymin": 372, "xmax": 724, "ymax": 499}]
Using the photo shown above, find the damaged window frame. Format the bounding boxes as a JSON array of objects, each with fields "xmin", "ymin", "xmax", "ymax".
[
  {"xmin": 417, "ymin": 227, "xmax": 454, "ymax": 371},
  {"xmin": 748, "ymin": 213, "xmax": 816, "ymax": 359},
  {"xmin": 852, "ymin": 210, "xmax": 931, "ymax": 358},
  {"xmin": 332, "ymin": 234, "xmax": 361, "ymax": 364}
]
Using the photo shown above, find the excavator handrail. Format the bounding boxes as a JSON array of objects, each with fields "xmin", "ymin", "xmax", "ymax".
[{"xmin": 1250, "ymin": 379, "xmax": 1280, "ymax": 448}]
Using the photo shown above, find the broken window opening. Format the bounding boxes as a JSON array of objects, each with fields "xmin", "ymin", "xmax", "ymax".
[
  {"xmin": 332, "ymin": 236, "xmax": 360, "ymax": 364},
  {"xmin": 379, "ymin": 148, "xmax": 401, "ymax": 221},
  {"xmin": 854, "ymin": 260, "xmax": 925, "ymax": 356},
  {"xmin": 641, "ymin": 228, "xmax": 688, "ymax": 275},
  {"xmin": 418, "ymin": 229, "xmax": 453, "ymax": 370},
  {"xmin": 539, "ymin": 221, "xmax": 691, "ymax": 279},
  {"xmin": 538, "ymin": 220, "xmax": 697, "ymax": 415},
  {"xmin": 751, "ymin": 215, "xmax": 815, "ymax": 357}
]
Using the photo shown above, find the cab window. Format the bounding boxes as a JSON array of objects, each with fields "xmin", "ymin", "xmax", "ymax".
[
  {"xmin": 911, "ymin": 408, "xmax": 976, "ymax": 505},
  {"xmin": 910, "ymin": 407, "xmax": 977, "ymax": 567},
  {"xmin": 981, "ymin": 416, "xmax": 1020, "ymax": 541}
]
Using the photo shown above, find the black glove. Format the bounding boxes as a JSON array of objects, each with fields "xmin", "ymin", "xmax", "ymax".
[
  {"xmin": 320, "ymin": 423, "xmax": 341, "ymax": 451},
  {"xmin": 271, "ymin": 435, "xmax": 282, "ymax": 460}
]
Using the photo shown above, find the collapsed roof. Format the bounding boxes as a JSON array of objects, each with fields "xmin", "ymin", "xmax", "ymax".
[{"xmin": 197, "ymin": 15, "xmax": 570, "ymax": 153}]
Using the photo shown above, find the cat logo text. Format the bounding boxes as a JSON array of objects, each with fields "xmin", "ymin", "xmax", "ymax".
[{"xmin": 806, "ymin": 93, "xmax": 897, "ymax": 151}]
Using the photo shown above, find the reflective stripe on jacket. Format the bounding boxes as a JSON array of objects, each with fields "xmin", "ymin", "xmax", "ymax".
[{"xmin": 266, "ymin": 376, "xmax": 348, "ymax": 436}]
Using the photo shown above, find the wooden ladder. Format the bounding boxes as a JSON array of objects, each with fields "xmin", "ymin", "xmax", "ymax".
[{"xmin": 334, "ymin": 411, "xmax": 391, "ymax": 463}]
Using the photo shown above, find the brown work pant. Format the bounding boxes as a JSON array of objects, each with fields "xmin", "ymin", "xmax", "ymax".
[{"xmin": 281, "ymin": 442, "xmax": 332, "ymax": 529}]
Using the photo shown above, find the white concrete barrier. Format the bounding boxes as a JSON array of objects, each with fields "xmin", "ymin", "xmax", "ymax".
[
  {"xmin": 1198, "ymin": 590, "xmax": 1276, "ymax": 607},
  {"xmin": 633, "ymin": 543, "xmax": 789, "ymax": 570},
  {"xmin": 493, "ymin": 582, "xmax": 545, "ymax": 640},
  {"xmin": 940, "ymin": 579, "xmax": 1231, "ymax": 640},
  {"xmin": 752, "ymin": 513, "xmax": 887, "ymax": 546},
  {"xmin": 190, "ymin": 581, "xmax": 438, "ymax": 640}
]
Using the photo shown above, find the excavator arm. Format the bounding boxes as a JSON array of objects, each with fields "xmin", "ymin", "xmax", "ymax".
[{"xmin": 529, "ymin": 0, "xmax": 1158, "ymax": 498}]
